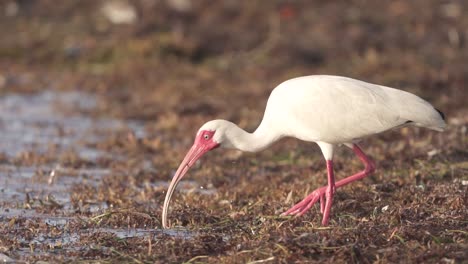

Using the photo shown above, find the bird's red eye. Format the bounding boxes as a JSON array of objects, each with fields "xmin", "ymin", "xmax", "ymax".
[{"xmin": 203, "ymin": 134, "xmax": 210, "ymax": 140}]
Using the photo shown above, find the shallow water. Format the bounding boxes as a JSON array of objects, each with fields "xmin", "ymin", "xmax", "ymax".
[
  {"xmin": 0, "ymin": 164, "xmax": 107, "ymax": 210},
  {"xmin": 1, "ymin": 209, "xmax": 195, "ymax": 261},
  {"xmin": 0, "ymin": 91, "xmax": 139, "ymax": 211},
  {"xmin": 0, "ymin": 91, "xmax": 203, "ymax": 261},
  {"xmin": 0, "ymin": 91, "xmax": 144, "ymax": 158}
]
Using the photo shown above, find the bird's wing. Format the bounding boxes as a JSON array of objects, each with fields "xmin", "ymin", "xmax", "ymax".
[
  {"xmin": 319, "ymin": 78, "xmax": 404, "ymax": 142},
  {"xmin": 271, "ymin": 76, "xmax": 406, "ymax": 143}
]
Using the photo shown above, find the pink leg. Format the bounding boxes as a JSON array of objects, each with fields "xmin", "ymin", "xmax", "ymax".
[
  {"xmin": 282, "ymin": 144, "xmax": 375, "ymax": 225},
  {"xmin": 322, "ymin": 160, "xmax": 336, "ymax": 225}
]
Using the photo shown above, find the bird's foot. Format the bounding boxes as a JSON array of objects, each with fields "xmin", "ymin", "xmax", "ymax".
[
  {"xmin": 282, "ymin": 185, "xmax": 336, "ymax": 226},
  {"xmin": 281, "ymin": 186, "xmax": 327, "ymax": 217}
]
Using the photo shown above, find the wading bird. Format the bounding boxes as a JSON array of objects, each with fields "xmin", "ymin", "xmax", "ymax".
[{"xmin": 162, "ymin": 75, "xmax": 446, "ymax": 228}]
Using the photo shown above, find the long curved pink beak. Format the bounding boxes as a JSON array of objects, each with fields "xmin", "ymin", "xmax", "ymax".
[{"xmin": 162, "ymin": 143, "xmax": 210, "ymax": 229}]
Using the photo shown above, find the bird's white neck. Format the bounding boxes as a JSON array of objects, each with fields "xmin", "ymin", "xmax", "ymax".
[{"xmin": 223, "ymin": 121, "xmax": 282, "ymax": 153}]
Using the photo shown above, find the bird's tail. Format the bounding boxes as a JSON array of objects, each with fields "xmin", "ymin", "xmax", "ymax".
[
  {"xmin": 435, "ymin": 108, "xmax": 446, "ymax": 122},
  {"xmin": 412, "ymin": 107, "xmax": 446, "ymax": 132},
  {"xmin": 377, "ymin": 84, "xmax": 446, "ymax": 132},
  {"xmin": 390, "ymin": 89, "xmax": 447, "ymax": 132}
]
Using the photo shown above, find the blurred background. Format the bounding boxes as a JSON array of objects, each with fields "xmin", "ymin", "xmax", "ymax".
[
  {"xmin": 1, "ymin": 0, "xmax": 466, "ymax": 121},
  {"xmin": 0, "ymin": 1, "xmax": 467, "ymax": 263}
]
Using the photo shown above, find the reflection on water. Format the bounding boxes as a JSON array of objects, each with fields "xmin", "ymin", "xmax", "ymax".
[
  {"xmin": 0, "ymin": 91, "xmax": 201, "ymax": 261},
  {"xmin": 0, "ymin": 91, "xmax": 144, "ymax": 158},
  {"xmin": 0, "ymin": 91, "xmax": 145, "ymax": 209}
]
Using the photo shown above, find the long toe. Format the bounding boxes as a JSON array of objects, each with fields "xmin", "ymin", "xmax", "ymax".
[
  {"xmin": 297, "ymin": 198, "xmax": 318, "ymax": 216},
  {"xmin": 282, "ymin": 187, "xmax": 327, "ymax": 216},
  {"xmin": 281, "ymin": 198, "xmax": 310, "ymax": 216}
]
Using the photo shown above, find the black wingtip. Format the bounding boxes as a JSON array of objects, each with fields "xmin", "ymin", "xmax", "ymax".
[{"xmin": 435, "ymin": 108, "xmax": 445, "ymax": 121}]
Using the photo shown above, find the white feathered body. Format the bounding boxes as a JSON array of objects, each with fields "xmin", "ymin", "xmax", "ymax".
[
  {"xmin": 258, "ymin": 75, "xmax": 445, "ymax": 144},
  {"xmin": 163, "ymin": 75, "xmax": 446, "ymax": 229}
]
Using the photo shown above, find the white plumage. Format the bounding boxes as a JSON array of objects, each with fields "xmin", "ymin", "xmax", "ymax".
[
  {"xmin": 259, "ymin": 75, "xmax": 445, "ymax": 143},
  {"xmin": 162, "ymin": 75, "xmax": 446, "ymax": 228}
]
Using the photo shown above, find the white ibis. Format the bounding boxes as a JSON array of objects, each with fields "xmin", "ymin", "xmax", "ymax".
[{"xmin": 162, "ymin": 75, "xmax": 446, "ymax": 228}]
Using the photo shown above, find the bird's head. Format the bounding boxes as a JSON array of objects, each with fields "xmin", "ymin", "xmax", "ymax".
[{"xmin": 162, "ymin": 120, "xmax": 235, "ymax": 228}]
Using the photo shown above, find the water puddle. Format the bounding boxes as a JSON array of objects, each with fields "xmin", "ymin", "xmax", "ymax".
[
  {"xmin": 0, "ymin": 91, "xmax": 201, "ymax": 261},
  {"xmin": 100, "ymin": 227, "xmax": 195, "ymax": 239},
  {"xmin": 0, "ymin": 91, "xmax": 144, "ymax": 210},
  {"xmin": 0, "ymin": 91, "xmax": 144, "ymax": 158},
  {"xmin": 0, "ymin": 165, "xmax": 108, "ymax": 209},
  {"xmin": 1, "ymin": 209, "xmax": 196, "ymax": 261}
]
